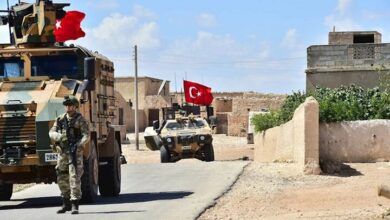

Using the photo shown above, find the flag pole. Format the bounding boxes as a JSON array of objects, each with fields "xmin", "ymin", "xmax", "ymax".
[
  {"xmin": 134, "ymin": 45, "xmax": 139, "ymax": 151},
  {"xmin": 181, "ymin": 78, "xmax": 184, "ymax": 105}
]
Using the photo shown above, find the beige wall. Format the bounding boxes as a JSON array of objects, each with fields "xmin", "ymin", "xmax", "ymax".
[
  {"xmin": 115, "ymin": 77, "xmax": 170, "ymax": 110},
  {"xmin": 320, "ymin": 120, "xmax": 390, "ymax": 162},
  {"xmin": 114, "ymin": 91, "xmax": 130, "ymax": 141},
  {"xmin": 254, "ymin": 120, "xmax": 294, "ymax": 162},
  {"xmin": 126, "ymin": 109, "xmax": 147, "ymax": 133},
  {"xmin": 254, "ymin": 97, "xmax": 321, "ymax": 174},
  {"xmin": 115, "ymin": 76, "xmax": 171, "ymax": 131}
]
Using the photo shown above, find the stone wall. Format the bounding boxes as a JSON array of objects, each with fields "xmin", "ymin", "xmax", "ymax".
[
  {"xmin": 254, "ymin": 97, "xmax": 321, "ymax": 174},
  {"xmin": 320, "ymin": 120, "xmax": 390, "ymax": 162}
]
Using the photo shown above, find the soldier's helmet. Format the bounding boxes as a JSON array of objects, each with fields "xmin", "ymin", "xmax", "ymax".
[{"xmin": 63, "ymin": 95, "xmax": 79, "ymax": 108}]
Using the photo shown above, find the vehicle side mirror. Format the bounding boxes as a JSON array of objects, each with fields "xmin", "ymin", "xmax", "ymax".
[
  {"xmin": 80, "ymin": 90, "xmax": 89, "ymax": 104},
  {"xmin": 208, "ymin": 116, "xmax": 218, "ymax": 126},
  {"xmin": 153, "ymin": 120, "xmax": 160, "ymax": 130},
  {"xmin": 84, "ymin": 57, "xmax": 96, "ymax": 80}
]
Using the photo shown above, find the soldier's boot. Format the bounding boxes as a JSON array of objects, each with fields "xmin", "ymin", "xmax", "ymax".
[
  {"xmin": 57, "ymin": 198, "xmax": 71, "ymax": 214},
  {"xmin": 71, "ymin": 200, "xmax": 79, "ymax": 215}
]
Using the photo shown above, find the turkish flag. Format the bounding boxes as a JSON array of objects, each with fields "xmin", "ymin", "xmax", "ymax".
[
  {"xmin": 54, "ymin": 11, "xmax": 86, "ymax": 42},
  {"xmin": 183, "ymin": 80, "xmax": 214, "ymax": 106}
]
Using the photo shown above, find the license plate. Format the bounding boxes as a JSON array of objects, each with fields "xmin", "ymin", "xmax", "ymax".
[
  {"xmin": 45, "ymin": 153, "xmax": 59, "ymax": 162},
  {"xmin": 182, "ymin": 145, "xmax": 191, "ymax": 151}
]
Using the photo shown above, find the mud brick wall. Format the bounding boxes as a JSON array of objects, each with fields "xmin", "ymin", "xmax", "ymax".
[
  {"xmin": 254, "ymin": 97, "xmax": 321, "ymax": 175},
  {"xmin": 216, "ymin": 113, "xmax": 228, "ymax": 134},
  {"xmin": 214, "ymin": 99, "xmax": 233, "ymax": 113}
]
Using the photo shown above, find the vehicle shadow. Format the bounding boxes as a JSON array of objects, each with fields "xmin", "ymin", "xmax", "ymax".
[
  {"xmin": 95, "ymin": 191, "xmax": 194, "ymax": 205},
  {"xmin": 0, "ymin": 191, "xmax": 193, "ymax": 210}
]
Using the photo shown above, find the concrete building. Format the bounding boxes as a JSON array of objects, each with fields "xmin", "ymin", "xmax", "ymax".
[
  {"xmin": 306, "ymin": 31, "xmax": 390, "ymax": 91},
  {"xmin": 115, "ymin": 76, "xmax": 171, "ymax": 132}
]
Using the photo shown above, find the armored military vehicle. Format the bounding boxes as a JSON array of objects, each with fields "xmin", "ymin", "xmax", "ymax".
[
  {"xmin": 0, "ymin": 0, "xmax": 123, "ymax": 202},
  {"xmin": 144, "ymin": 115, "xmax": 214, "ymax": 163}
]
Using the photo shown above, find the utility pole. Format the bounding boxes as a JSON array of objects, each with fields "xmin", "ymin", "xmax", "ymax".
[
  {"xmin": 6, "ymin": 0, "xmax": 12, "ymax": 43},
  {"xmin": 134, "ymin": 45, "xmax": 139, "ymax": 150}
]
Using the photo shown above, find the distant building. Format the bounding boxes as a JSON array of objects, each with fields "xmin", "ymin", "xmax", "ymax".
[
  {"xmin": 115, "ymin": 76, "xmax": 286, "ymax": 137},
  {"xmin": 306, "ymin": 31, "xmax": 390, "ymax": 91},
  {"xmin": 115, "ymin": 76, "xmax": 171, "ymax": 132}
]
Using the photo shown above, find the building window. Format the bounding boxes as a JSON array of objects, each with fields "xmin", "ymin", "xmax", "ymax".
[
  {"xmin": 119, "ymin": 108, "xmax": 124, "ymax": 125},
  {"xmin": 353, "ymin": 34, "xmax": 374, "ymax": 44}
]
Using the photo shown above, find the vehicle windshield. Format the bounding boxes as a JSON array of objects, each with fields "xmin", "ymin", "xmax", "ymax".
[
  {"xmin": 0, "ymin": 57, "xmax": 24, "ymax": 78},
  {"xmin": 0, "ymin": 55, "xmax": 80, "ymax": 79},
  {"xmin": 31, "ymin": 55, "xmax": 79, "ymax": 79},
  {"xmin": 165, "ymin": 119, "xmax": 207, "ymax": 130}
]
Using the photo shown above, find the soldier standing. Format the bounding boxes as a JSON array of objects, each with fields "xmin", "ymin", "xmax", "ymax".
[{"xmin": 49, "ymin": 96, "xmax": 90, "ymax": 215}]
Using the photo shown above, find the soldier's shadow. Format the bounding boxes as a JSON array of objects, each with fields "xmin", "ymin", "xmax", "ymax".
[{"xmin": 0, "ymin": 191, "xmax": 193, "ymax": 210}]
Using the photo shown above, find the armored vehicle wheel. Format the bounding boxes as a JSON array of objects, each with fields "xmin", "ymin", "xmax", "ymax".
[
  {"xmin": 204, "ymin": 144, "xmax": 215, "ymax": 162},
  {"xmin": 99, "ymin": 141, "xmax": 121, "ymax": 197},
  {"xmin": 81, "ymin": 142, "xmax": 99, "ymax": 203},
  {"xmin": 0, "ymin": 183, "xmax": 13, "ymax": 201},
  {"xmin": 160, "ymin": 146, "xmax": 171, "ymax": 163}
]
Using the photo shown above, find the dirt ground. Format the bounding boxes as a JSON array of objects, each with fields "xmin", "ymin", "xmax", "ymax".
[
  {"xmin": 125, "ymin": 134, "xmax": 390, "ymax": 220},
  {"xmin": 198, "ymin": 162, "xmax": 390, "ymax": 220}
]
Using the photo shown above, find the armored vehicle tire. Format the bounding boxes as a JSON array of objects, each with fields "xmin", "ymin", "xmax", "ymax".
[
  {"xmin": 81, "ymin": 142, "xmax": 99, "ymax": 203},
  {"xmin": 99, "ymin": 141, "xmax": 121, "ymax": 197},
  {"xmin": 204, "ymin": 144, "xmax": 215, "ymax": 162},
  {"xmin": 160, "ymin": 146, "xmax": 171, "ymax": 163},
  {"xmin": 0, "ymin": 183, "xmax": 13, "ymax": 201}
]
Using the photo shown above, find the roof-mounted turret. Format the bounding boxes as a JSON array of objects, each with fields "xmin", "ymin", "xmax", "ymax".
[{"xmin": 0, "ymin": 0, "xmax": 69, "ymax": 46}]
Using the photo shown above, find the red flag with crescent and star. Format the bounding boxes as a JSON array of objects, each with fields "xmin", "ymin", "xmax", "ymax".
[
  {"xmin": 54, "ymin": 11, "xmax": 86, "ymax": 42},
  {"xmin": 183, "ymin": 80, "xmax": 214, "ymax": 106}
]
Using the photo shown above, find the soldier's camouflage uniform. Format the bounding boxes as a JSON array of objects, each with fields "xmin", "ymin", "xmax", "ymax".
[{"xmin": 49, "ymin": 112, "xmax": 89, "ymax": 201}]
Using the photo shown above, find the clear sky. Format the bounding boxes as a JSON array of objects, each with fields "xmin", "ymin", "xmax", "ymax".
[{"xmin": 1, "ymin": 0, "xmax": 390, "ymax": 94}]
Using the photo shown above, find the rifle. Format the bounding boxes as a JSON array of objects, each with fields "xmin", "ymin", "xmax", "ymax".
[{"xmin": 61, "ymin": 114, "xmax": 80, "ymax": 173}]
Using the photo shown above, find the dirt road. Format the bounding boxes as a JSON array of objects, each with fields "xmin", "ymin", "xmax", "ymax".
[
  {"xmin": 123, "ymin": 134, "xmax": 254, "ymax": 164},
  {"xmin": 14, "ymin": 134, "xmax": 390, "ymax": 219}
]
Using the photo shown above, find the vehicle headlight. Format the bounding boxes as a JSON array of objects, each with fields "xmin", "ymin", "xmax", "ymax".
[
  {"xmin": 166, "ymin": 137, "xmax": 172, "ymax": 143},
  {"xmin": 200, "ymin": 136, "xmax": 205, "ymax": 141}
]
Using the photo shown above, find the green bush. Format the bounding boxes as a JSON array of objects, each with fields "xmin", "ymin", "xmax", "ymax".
[
  {"xmin": 251, "ymin": 111, "xmax": 282, "ymax": 133},
  {"xmin": 251, "ymin": 85, "xmax": 390, "ymax": 132}
]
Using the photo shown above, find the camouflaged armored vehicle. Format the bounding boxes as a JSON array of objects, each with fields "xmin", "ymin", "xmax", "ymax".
[
  {"xmin": 0, "ymin": 0, "xmax": 123, "ymax": 202},
  {"xmin": 144, "ymin": 115, "xmax": 215, "ymax": 163}
]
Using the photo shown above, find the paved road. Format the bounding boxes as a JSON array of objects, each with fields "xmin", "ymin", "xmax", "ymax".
[{"xmin": 0, "ymin": 160, "xmax": 248, "ymax": 220}]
